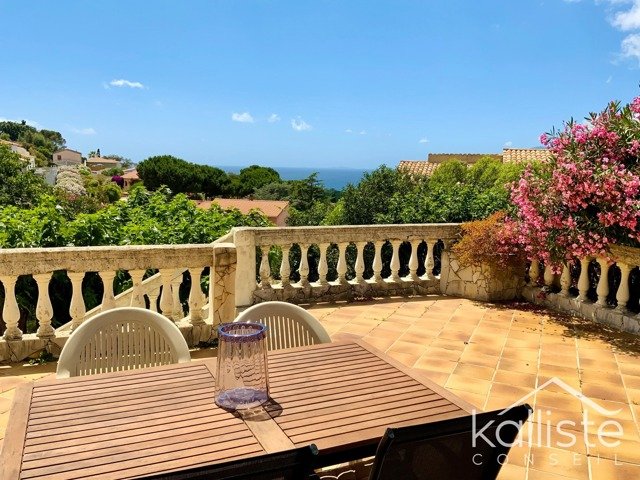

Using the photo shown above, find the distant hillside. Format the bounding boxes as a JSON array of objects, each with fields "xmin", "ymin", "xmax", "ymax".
[{"xmin": 0, "ymin": 120, "xmax": 66, "ymax": 166}]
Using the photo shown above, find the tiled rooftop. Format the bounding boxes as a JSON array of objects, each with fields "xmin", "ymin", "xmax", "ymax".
[
  {"xmin": 397, "ymin": 160, "xmax": 440, "ymax": 176},
  {"xmin": 2, "ymin": 296, "xmax": 640, "ymax": 479},
  {"xmin": 502, "ymin": 148, "xmax": 552, "ymax": 163}
]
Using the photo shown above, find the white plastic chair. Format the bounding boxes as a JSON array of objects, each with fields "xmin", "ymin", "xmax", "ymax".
[
  {"xmin": 57, "ymin": 307, "xmax": 191, "ymax": 378},
  {"xmin": 234, "ymin": 301, "xmax": 331, "ymax": 351}
]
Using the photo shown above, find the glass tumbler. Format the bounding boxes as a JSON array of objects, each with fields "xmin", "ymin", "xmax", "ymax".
[{"xmin": 215, "ymin": 322, "xmax": 270, "ymax": 410}]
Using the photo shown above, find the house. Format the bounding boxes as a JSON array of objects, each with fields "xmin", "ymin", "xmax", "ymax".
[
  {"xmin": 52, "ymin": 148, "xmax": 82, "ymax": 167},
  {"xmin": 398, "ymin": 148, "xmax": 549, "ymax": 177},
  {"xmin": 196, "ymin": 198, "xmax": 290, "ymax": 226},
  {"xmin": 121, "ymin": 169, "xmax": 141, "ymax": 188},
  {"xmin": 1, "ymin": 139, "xmax": 36, "ymax": 169},
  {"xmin": 86, "ymin": 156, "xmax": 121, "ymax": 172}
]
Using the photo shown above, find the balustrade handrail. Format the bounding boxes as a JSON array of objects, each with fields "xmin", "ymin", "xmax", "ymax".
[
  {"xmin": 0, "ymin": 244, "xmax": 214, "ymax": 276},
  {"xmin": 236, "ymin": 223, "xmax": 461, "ymax": 245}
]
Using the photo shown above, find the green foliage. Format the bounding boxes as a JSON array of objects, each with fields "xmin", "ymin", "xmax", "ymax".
[
  {"xmin": 102, "ymin": 166, "xmax": 125, "ymax": 176},
  {"xmin": 0, "ymin": 144, "xmax": 52, "ymax": 207},
  {"xmin": 339, "ymin": 166, "xmax": 412, "ymax": 225},
  {"xmin": 229, "ymin": 165, "xmax": 281, "ymax": 197},
  {"xmin": 339, "ymin": 160, "xmax": 523, "ymax": 226},
  {"xmin": 253, "ymin": 181, "xmax": 293, "ymax": 200},
  {"xmin": 137, "ymin": 155, "xmax": 230, "ymax": 197},
  {"xmin": 0, "ymin": 187, "xmax": 270, "ymax": 248}
]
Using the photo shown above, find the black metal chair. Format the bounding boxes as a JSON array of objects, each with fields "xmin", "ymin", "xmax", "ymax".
[
  {"xmin": 367, "ymin": 404, "xmax": 533, "ymax": 480},
  {"xmin": 139, "ymin": 444, "xmax": 320, "ymax": 480}
]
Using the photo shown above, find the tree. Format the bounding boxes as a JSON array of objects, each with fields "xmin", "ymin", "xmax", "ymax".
[
  {"xmin": 340, "ymin": 166, "xmax": 411, "ymax": 224},
  {"xmin": 228, "ymin": 165, "xmax": 281, "ymax": 197},
  {"xmin": 0, "ymin": 144, "xmax": 51, "ymax": 208},
  {"xmin": 103, "ymin": 154, "xmax": 134, "ymax": 169},
  {"xmin": 137, "ymin": 155, "xmax": 230, "ymax": 197}
]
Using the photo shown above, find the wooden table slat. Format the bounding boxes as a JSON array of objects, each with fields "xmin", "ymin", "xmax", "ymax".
[{"xmin": 24, "ymin": 415, "xmax": 245, "ymax": 454}]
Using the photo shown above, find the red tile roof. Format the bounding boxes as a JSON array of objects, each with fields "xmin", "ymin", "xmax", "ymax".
[
  {"xmin": 397, "ymin": 160, "xmax": 440, "ymax": 177},
  {"xmin": 502, "ymin": 148, "xmax": 551, "ymax": 163},
  {"xmin": 197, "ymin": 198, "xmax": 289, "ymax": 218}
]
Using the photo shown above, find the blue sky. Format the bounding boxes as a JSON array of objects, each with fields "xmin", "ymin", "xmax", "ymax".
[{"xmin": 1, "ymin": 0, "xmax": 640, "ymax": 169}]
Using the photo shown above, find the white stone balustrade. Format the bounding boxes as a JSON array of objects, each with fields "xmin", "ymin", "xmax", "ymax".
[
  {"xmin": 523, "ymin": 247, "xmax": 640, "ymax": 334},
  {"xmin": 0, "ymin": 243, "xmax": 217, "ymax": 361},
  {"xmin": 235, "ymin": 224, "xmax": 459, "ymax": 307},
  {"xmin": 6, "ymin": 222, "xmax": 637, "ymax": 361}
]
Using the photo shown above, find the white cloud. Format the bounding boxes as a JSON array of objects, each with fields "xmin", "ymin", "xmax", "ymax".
[
  {"xmin": 154, "ymin": 100, "xmax": 164, "ymax": 107},
  {"xmin": 419, "ymin": 137, "xmax": 430, "ymax": 144},
  {"xmin": 268, "ymin": 113, "xmax": 280, "ymax": 123},
  {"xmin": 345, "ymin": 129, "xmax": 353, "ymax": 133},
  {"xmin": 359, "ymin": 130, "xmax": 367, "ymax": 135},
  {"xmin": 606, "ymin": 75, "xmax": 613, "ymax": 83},
  {"xmin": 504, "ymin": 140, "xmax": 513, "ymax": 147},
  {"xmin": 109, "ymin": 79, "xmax": 145, "ymax": 89},
  {"xmin": 70, "ymin": 127, "xmax": 96, "ymax": 135},
  {"xmin": 291, "ymin": 117, "xmax": 312, "ymax": 131},
  {"xmin": 611, "ymin": 1, "xmax": 640, "ymax": 31},
  {"xmin": 620, "ymin": 32, "xmax": 640, "ymax": 63},
  {"xmin": 232, "ymin": 112, "xmax": 255, "ymax": 123}
]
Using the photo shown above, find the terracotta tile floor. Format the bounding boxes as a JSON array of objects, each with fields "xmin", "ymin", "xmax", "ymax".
[{"xmin": 2, "ymin": 295, "xmax": 640, "ymax": 479}]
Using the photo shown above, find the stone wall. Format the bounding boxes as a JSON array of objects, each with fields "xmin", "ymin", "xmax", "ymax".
[{"xmin": 439, "ymin": 251, "xmax": 524, "ymax": 302}]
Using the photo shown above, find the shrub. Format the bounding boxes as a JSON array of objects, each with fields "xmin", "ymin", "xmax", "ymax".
[{"xmin": 507, "ymin": 96, "xmax": 640, "ymax": 269}]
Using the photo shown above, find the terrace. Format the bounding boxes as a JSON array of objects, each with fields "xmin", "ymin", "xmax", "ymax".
[{"xmin": 1, "ymin": 223, "xmax": 640, "ymax": 479}]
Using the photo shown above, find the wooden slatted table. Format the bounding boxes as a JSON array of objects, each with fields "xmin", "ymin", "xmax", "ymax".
[{"xmin": 1, "ymin": 340, "xmax": 473, "ymax": 479}]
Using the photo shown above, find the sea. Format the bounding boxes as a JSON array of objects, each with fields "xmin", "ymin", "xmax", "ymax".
[{"xmin": 219, "ymin": 165, "xmax": 370, "ymax": 191}]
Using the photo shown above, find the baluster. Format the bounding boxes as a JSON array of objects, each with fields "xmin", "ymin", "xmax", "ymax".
[
  {"xmin": 318, "ymin": 243, "xmax": 329, "ymax": 285},
  {"xmin": 68, "ymin": 271, "xmax": 86, "ymax": 330},
  {"xmin": 560, "ymin": 262, "xmax": 571, "ymax": 296},
  {"xmin": 616, "ymin": 262, "xmax": 631, "ymax": 313},
  {"xmin": 596, "ymin": 258, "xmax": 610, "ymax": 307},
  {"xmin": 543, "ymin": 264, "xmax": 555, "ymax": 288},
  {"xmin": 159, "ymin": 269, "xmax": 174, "ymax": 318},
  {"xmin": 528, "ymin": 259, "xmax": 540, "ymax": 286},
  {"xmin": 259, "ymin": 246, "xmax": 272, "ymax": 288},
  {"xmin": 1, "ymin": 276, "xmax": 22, "ymax": 340},
  {"xmin": 33, "ymin": 273, "xmax": 54, "ymax": 339},
  {"xmin": 354, "ymin": 242, "xmax": 367, "ymax": 284},
  {"xmin": 298, "ymin": 244, "xmax": 310, "ymax": 287},
  {"xmin": 128, "ymin": 270, "xmax": 146, "ymax": 308},
  {"xmin": 390, "ymin": 240, "xmax": 402, "ymax": 282},
  {"xmin": 336, "ymin": 242, "xmax": 348, "ymax": 285},
  {"xmin": 423, "ymin": 240, "xmax": 435, "ymax": 280},
  {"xmin": 408, "ymin": 240, "xmax": 420, "ymax": 281},
  {"xmin": 100, "ymin": 271, "xmax": 117, "ymax": 311},
  {"xmin": 577, "ymin": 258, "xmax": 591, "ymax": 302},
  {"xmin": 372, "ymin": 241, "xmax": 384, "ymax": 282},
  {"xmin": 280, "ymin": 244, "xmax": 291, "ymax": 287},
  {"xmin": 148, "ymin": 289, "xmax": 160, "ymax": 312},
  {"xmin": 171, "ymin": 274, "xmax": 183, "ymax": 320},
  {"xmin": 188, "ymin": 268, "xmax": 204, "ymax": 325}
]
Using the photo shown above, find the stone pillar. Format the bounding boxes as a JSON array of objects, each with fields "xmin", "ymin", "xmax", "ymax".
[
  {"xmin": 233, "ymin": 229, "xmax": 257, "ymax": 309},
  {"xmin": 212, "ymin": 243, "xmax": 237, "ymax": 329},
  {"xmin": 34, "ymin": 273, "xmax": 55, "ymax": 339},
  {"xmin": 1, "ymin": 275, "xmax": 22, "ymax": 340},
  {"xmin": 577, "ymin": 258, "xmax": 591, "ymax": 302},
  {"xmin": 354, "ymin": 241, "xmax": 367, "ymax": 284},
  {"xmin": 68, "ymin": 271, "xmax": 86, "ymax": 330},
  {"xmin": 596, "ymin": 257, "xmax": 610, "ymax": 307}
]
